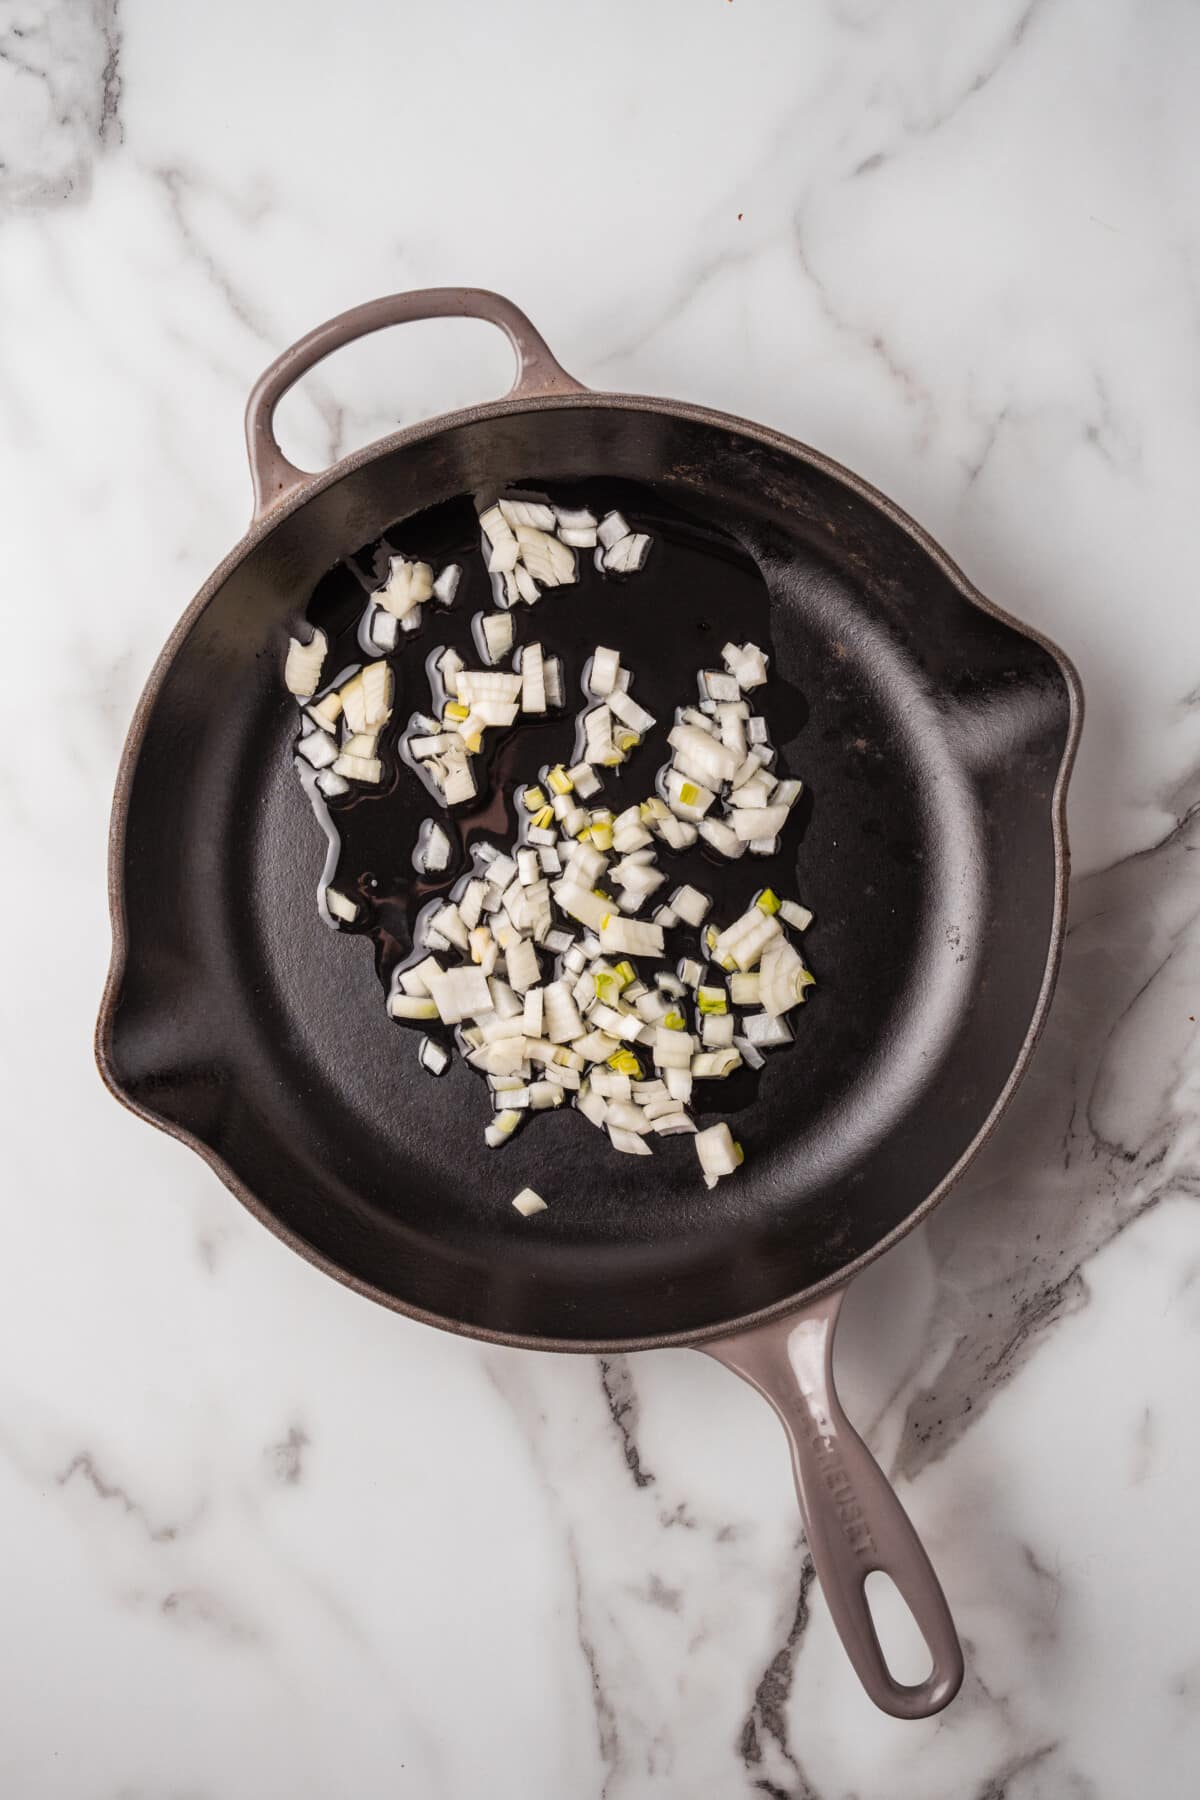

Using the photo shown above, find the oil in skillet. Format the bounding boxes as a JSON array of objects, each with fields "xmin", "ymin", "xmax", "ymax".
[{"xmin": 300, "ymin": 481, "xmax": 806, "ymax": 1110}]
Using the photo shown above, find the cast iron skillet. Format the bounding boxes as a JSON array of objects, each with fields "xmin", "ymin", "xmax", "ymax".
[{"xmin": 97, "ymin": 289, "xmax": 1081, "ymax": 1718}]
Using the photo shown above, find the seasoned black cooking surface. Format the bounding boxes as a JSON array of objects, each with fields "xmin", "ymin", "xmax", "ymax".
[{"xmin": 105, "ymin": 404, "xmax": 1074, "ymax": 1343}]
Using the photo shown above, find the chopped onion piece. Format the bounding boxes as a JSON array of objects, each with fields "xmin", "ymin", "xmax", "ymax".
[
  {"xmin": 332, "ymin": 752, "xmax": 383, "ymax": 784},
  {"xmin": 664, "ymin": 1067, "xmax": 694, "ymax": 1104},
  {"xmin": 297, "ymin": 730, "xmax": 338, "ymax": 769},
  {"xmin": 369, "ymin": 608, "xmax": 399, "ymax": 651},
  {"xmin": 576, "ymin": 1086, "xmax": 609, "ymax": 1128},
  {"xmin": 480, "ymin": 612, "xmax": 514, "ymax": 665},
  {"xmin": 520, "ymin": 641, "xmax": 546, "ymax": 714},
  {"xmin": 325, "ymin": 886, "xmax": 359, "ymax": 924},
  {"xmin": 315, "ymin": 768, "xmax": 349, "ymax": 798},
  {"xmin": 730, "ymin": 972, "xmax": 761, "ymax": 1007},
  {"xmin": 701, "ymin": 671, "xmax": 741, "ymax": 703},
  {"xmin": 513, "ymin": 562, "xmax": 540, "ymax": 606},
  {"xmin": 456, "ymin": 670, "xmax": 523, "ymax": 705},
  {"xmin": 695, "ymin": 1122, "xmax": 742, "ymax": 1189},
  {"xmin": 665, "ymin": 768, "xmax": 716, "ymax": 821},
  {"xmin": 499, "ymin": 499, "xmax": 556, "ymax": 531},
  {"xmin": 597, "ymin": 511, "xmax": 631, "ymax": 549},
  {"xmin": 731, "ymin": 804, "xmax": 790, "ymax": 842},
  {"xmin": 307, "ymin": 691, "xmax": 343, "ymax": 733},
  {"xmin": 553, "ymin": 506, "xmax": 597, "ymax": 532},
  {"xmin": 485, "ymin": 1108, "xmax": 523, "ymax": 1148},
  {"xmin": 599, "ymin": 916, "xmax": 663, "ymax": 958},
  {"xmin": 713, "ymin": 906, "xmax": 781, "ymax": 973},
  {"xmin": 608, "ymin": 688, "xmax": 655, "ymax": 734},
  {"xmin": 399, "ymin": 955, "xmax": 443, "ymax": 996},
  {"xmin": 568, "ymin": 762, "xmax": 602, "ymax": 799},
  {"xmin": 432, "ymin": 564, "xmax": 461, "ymax": 606},
  {"xmin": 512, "ymin": 1184, "xmax": 549, "ymax": 1216},
  {"xmin": 589, "ymin": 647, "xmax": 621, "ymax": 698},
  {"xmin": 522, "ymin": 986, "xmax": 544, "ymax": 1036},
  {"xmin": 779, "ymin": 899, "xmax": 813, "ymax": 932},
  {"xmin": 543, "ymin": 980, "xmax": 584, "ymax": 1043},
  {"xmin": 414, "ymin": 820, "xmax": 451, "ymax": 874},
  {"xmin": 606, "ymin": 1100, "xmax": 652, "ymax": 1135},
  {"xmin": 759, "ymin": 939, "xmax": 816, "ymax": 1016},
  {"xmin": 671, "ymin": 885, "xmax": 711, "ymax": 927},
  {"xmin": 515, "ymin": 525, "xmax": 576, "ymax": 587},
  {"xmin": 418, "ymin": 1035, "xmax": 451, "ymax": 1074},
  {"xmin": 602, "ymin": 533, "xmax": 650, "ymax": 575},
  {"xmin": 654, "ymin": 1027, "xmax": 695, "ymax": 1070},
  {"xmin": 427, "ymin": 965, "xmax": 493, "ymax": 1024},
  {"xmin": 341, "ymin": 732, "xmax": 380, "ymax": 759},
  {"xmin": 389, "ymin": 993, "xmax": 437, "ymax": 1020},
  {"xmin": 668, "ymin": 724, "xmax": 738, "ymax": 786},
  {"xmin": 743, "ymin": 1011, "xmax": 794, "ymax": 1048},
  {"xmin": 722, "ymin": 641, "xmax": 769, "ymax": 691},
  {"xmin": 608, "ymin": 1125, "xmax": 652, "ymax": 1156},
  {"xmin": 379, "ymin": 558, "xmax": 434, "ymax": 618},
  {"xmin": 441, "ymin": 757, "xmax": 478, "ymax": 806},
  {"xmin": 285, "ymin": 629, "xmax": 328, "ymax": 698},
  {"xmin": 653, "ymin": 1113, "xmax": 697, "ymax": 1136},
  {"xmin": 698, "ymin": 819, "xmax": 746, "ymax": 859},
  {"xmin": 553, "ymin": 882, "xmax": 610, "ymax": 932},
  {"xmin": 480, "ymin": 506, "xmax": 520, "ymax": 572}
]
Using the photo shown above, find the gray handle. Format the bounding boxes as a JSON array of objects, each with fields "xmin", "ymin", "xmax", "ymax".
[
  {"xmin": 244, "ymin": 286, "xmax": 586, "ymax": 521},
  {"xmin": 703, "ymin": 1290, "xmax": 963, "ymax": 1718}
]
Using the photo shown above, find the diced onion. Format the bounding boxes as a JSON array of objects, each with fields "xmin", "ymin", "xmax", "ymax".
[
  {"xmin": 602, "ymin": 533, "xmax": 650, "ymax": 575},
  {"xmin": 285, "ymin": 629, "xmax": 328, "ymax": 698},
  {"xmin": 499, "ymin": 499, "xmax": 556, "ymax": 531},
  {"xmin": 608, "ymin": 1125, "xmax": 652, "ymax": 1156},
  {"xmin": 589, "ymin": 647, "xmax": 621, "ymax": 698},
  {"xmin": 597, "ymin": 511, "xmax": 631, "ymax": 549},
  {"xmin": 390, "ymin": 993, "xmax": 438, "ymax": 1020},
  {"xmin": 520, "ymin": 641, "xmax": 546, "ymax": 714},
  {"xmin": 433, "ymin": 564, "xmax": 461, "ymax": 606},
  {"xmin": 779, "ymin": 899, "xmax": 813, "ymax": 931},
  {"xmin": 427, "ymin": 965, "xmax": 493, "ymax": 1024},
  {"xmin": 515, "ymin": 525, "xmax": 576, "ymax": 587},
  {"xmin": 670, "ymin": 885, "xmax": 710, "ymax": 927},
  {"xmin": 722, "ymin": 641, "xmax": 769, "ymax": 690},
  {"xmin": 325, "ymin": 887, "xmax": 359, "ymax": 924},
  {"xmin": 288, "ymin": 492, "xmax": 810, "ymax": 1191},
  {"xmin": 512, "ymin": 1185, "xmax": 548, "ymax": 1215},
  {"xmin": 480, "ymin": 612, "xmax": 514, "ymax": 664},
  {"xmin": 378, "ymin": 558, "xmax": 434, "ymax": 619},
  {"xmin": 743, "ymin": 1011, "xmax": 794, "ymax": 1047},
  {"xmin": 695, "ymin": 1122, "xmax": 742, "ymax": 1189},
  {"xmin": 332, "ymin": 752, "xmax": 383, "ymax": 783},
  {"xmin": 297, "ymin": 730, "xmax": 338, "ymax": 769}
]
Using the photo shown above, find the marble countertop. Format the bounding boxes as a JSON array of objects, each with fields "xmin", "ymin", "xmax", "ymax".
[{"xmin": 4, "ymin": 0, "xmax": 1199, "ymax": 1794}]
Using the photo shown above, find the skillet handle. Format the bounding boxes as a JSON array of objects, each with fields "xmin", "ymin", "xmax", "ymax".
[
  {"xmin": 244, "ymin": 287, "xmax": 587, "ymax": 522},
  {"xmin": 702, "ymin": 1290, "xmax": 963, "ymax": 1719}
]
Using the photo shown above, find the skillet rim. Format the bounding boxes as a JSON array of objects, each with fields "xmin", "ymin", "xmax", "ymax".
[{"xmin": 95, "ymin": 389, "xmax": 1084, "ymax": 1352}]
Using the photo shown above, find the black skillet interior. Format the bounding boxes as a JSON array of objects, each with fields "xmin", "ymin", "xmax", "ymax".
[{"xmin": 102, "ymin": 402, "xmax": 1075, "ymax": 1346}]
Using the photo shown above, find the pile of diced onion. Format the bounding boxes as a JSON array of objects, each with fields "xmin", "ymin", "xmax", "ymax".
[{"xmin": 284, "ymin": 496, "xmax": 815, "ymax": 1201}]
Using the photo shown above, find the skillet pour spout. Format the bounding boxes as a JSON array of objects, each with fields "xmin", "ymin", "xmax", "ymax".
[{"xmin": 98, "ymin": 288, "xmax": 1081, "ymax": 1717}]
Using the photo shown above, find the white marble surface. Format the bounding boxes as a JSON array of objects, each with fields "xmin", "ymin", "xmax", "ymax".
[{"xmin": 3, "ymin": 0, "xmax": 1200, "ymax": 1793}]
